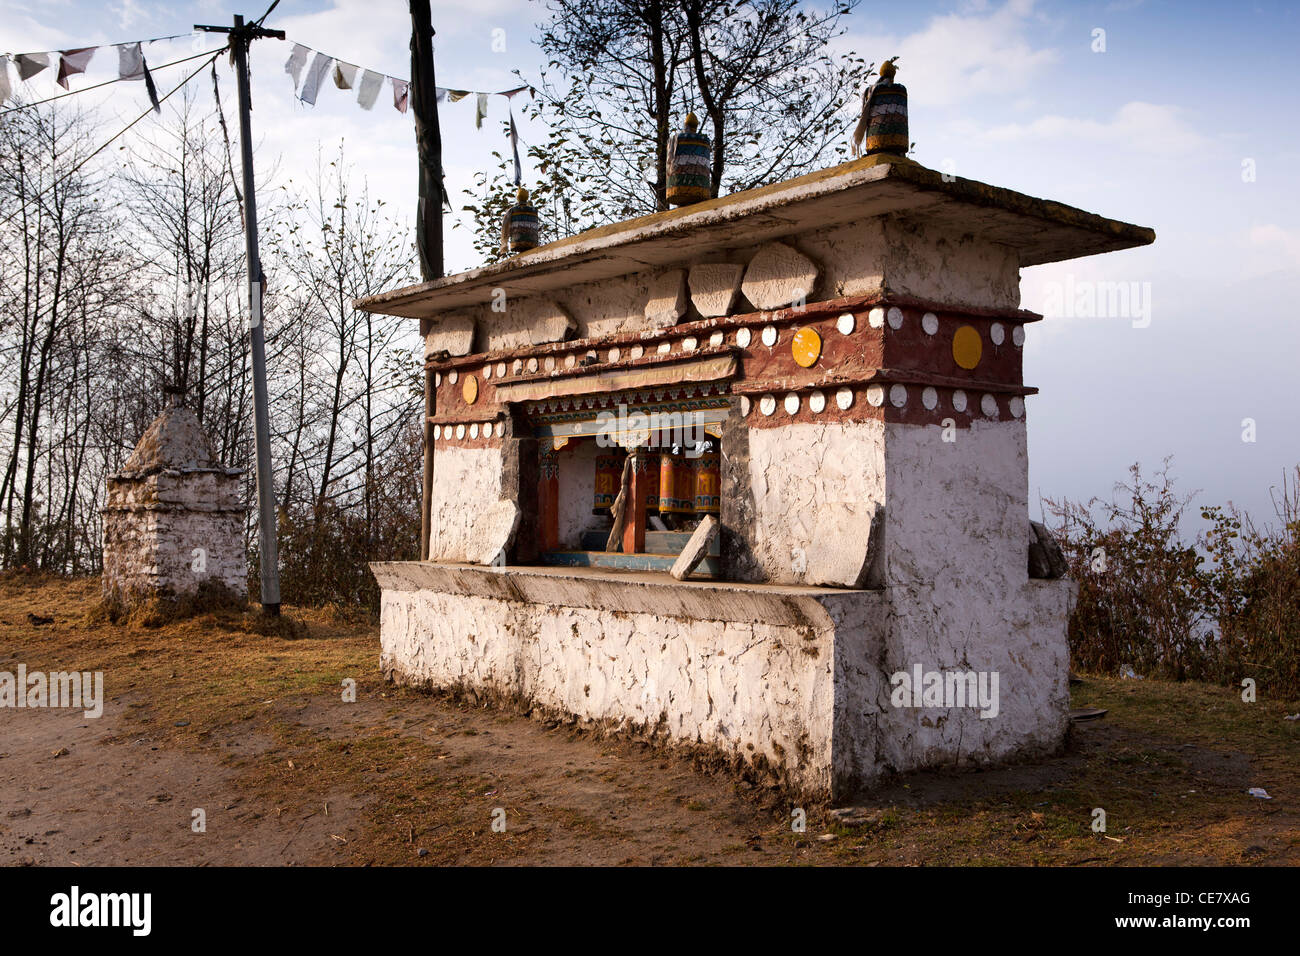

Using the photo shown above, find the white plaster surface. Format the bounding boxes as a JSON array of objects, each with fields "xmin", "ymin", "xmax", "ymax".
[
  {"xmin": 745, "ymin": 420, "xmax": 887, "ymax": 586},
  {"xmin": 379, "ymin": 585, "xmax": 837, "ymax": 794},
  {"xmin": 427, "ymin": 445, "xmax": 506, "ymax": 562}
]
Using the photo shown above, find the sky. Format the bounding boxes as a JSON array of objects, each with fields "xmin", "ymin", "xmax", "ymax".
[{"xmin": 3, "ymin": 0, "xmax": 1299, "ymax": 532}]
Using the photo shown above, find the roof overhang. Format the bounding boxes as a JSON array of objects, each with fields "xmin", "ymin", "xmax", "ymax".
[{"xmin": 355, "ymin": 154, "xmax": 1155, "ymax": 320}]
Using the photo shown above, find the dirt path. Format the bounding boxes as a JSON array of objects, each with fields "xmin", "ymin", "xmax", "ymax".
[{"xmin": 1, "ymin": 576, "xmax": 1296, "ymax": 866}]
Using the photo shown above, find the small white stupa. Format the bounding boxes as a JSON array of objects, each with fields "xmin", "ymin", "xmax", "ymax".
[{"xmin": 101, "ymin": 385, "xmax": 247, "ymax": 606}]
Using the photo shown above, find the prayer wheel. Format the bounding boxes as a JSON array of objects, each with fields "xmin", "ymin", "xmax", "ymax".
[
  {"xmin": 657, "ymin": 453, "xmax": 694, "ymax": 514},
  {"xmin": 692, "ymin": 450, "xmax": 720, "ymax": 515},
  {"xmin": 666, "ymin": 113, "xmax": 712, "ymax": 206},
  {"xmin": 593, "ymin": 450, "xmax": 626, "ymax": 514}
]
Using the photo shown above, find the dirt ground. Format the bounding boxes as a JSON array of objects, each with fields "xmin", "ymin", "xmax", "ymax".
[{"xmin": 1, "ymin": 575, "xmax": 1296, "ymax": 866}]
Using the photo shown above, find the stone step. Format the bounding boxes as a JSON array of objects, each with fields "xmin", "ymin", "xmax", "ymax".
[
  {"xmin": 540, "ymin": 550, "xmax": 721, "ymax": 576},
  {"xmin": 578, "ymin": 529, "xmax": 720, "ymax": 556}
]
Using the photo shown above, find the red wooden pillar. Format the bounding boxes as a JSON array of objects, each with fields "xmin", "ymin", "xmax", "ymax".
[
  {"xmin": 539, "ymin": 448, "xmax": 559, "ymax": 553},
  {"xmin": 622, "ymin": 449, "xmax": 650, "ymax": 555}
]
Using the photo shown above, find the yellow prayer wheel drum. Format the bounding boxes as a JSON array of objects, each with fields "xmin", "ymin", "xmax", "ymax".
[
  {"xmin": 593, "ymin": 450, "xmax": 625, "ymax": 514},
  {"xmin": 658, "ymin": 453, "xmax": 694, "ymax": 514},
  {"xmin": 693, "ymin": 451, "xmax": 720, "ymax": 514}
]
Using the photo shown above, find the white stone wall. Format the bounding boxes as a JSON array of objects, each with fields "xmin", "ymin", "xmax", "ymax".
[
  {"xmin": 379, "ymin": 586, "xmax": 838, "ymax": 794},
  {"xmin": 832, "ymin": 419, "xmax": 1072, "ymax": 782},
  {"xmin": 102, "ymin": 474, "xmax": 246, "ymax": 603},
  {"xmin": 427, "ymin": 445, "xmax": 506, "ymax": 561},
  {"xmin": 556, "ymin": 441, "xmax": 598, "ymax": 549},
  {"xmin": 745, "ymin": 420, "xmax": 886, "ymax": 585}
]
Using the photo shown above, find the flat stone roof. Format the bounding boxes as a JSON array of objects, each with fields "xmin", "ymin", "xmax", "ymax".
[{"xmin": 356, "ymin": 155, "xmax": 1155, "ymax": 320}]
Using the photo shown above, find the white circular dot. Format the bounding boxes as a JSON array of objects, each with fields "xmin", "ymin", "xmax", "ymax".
[
  {"xmin": 527, "ymin": 357, "xmax": 539, "ymax": 373},
  {"xmin": 784, "ymin": 392, "xmax": 800, "ymax": 415},
  {"xmin": 544, "ymin": 355, "xmax": 556, "ymax": 371},
  {"xmin": 835, "ymin": 387, "xmax": 854, "ymax": 410},
  {"xmin": 981, "ymin": 393, "xmax": 999, "ymax": 417},
  {"xmin": 564, "ymin": 354, "xmax": 576, "ymax": 368},
  {"xmin": 922, "ymin": 312, "xmax": 939, "ymax": 335},
  {"xmin": 497, "ymin": 362, "xmax": 507, "ymax": 377},
  {"xmin": 759, "ymin": 394, "xmax": 776, "ymax": 416},
  {"xmin": 837, "ymin": 313, "xmax": 855, "ymax": 335},
  {"xmin": 866, "ymin": 385, "xmax": 885, "ymax": 407},
  {"xmin": 709, "ymin": 331, "xmax": 725, "ymax": 347},
  {"xmin": 511, "ymin": 359, "xmax": 523, "ymax": 375},
  {"xmin": 470, "ymin": 423, "xmax": 479, "ymax": 439},
  {"xmin": 952, "ymin": 389, "xmax": 968, "ymax": 412},
  {"xmin": 736, "ymin": 328, "xmax": 752, "ymax": 348},
  {"xmin": 433, "ymin": 425, "xmax": 441, "ymax": 440},
  {"xmin": 435, "ymin": 372, "xmax": 442, "ymax": 386},
  {"xmin": 483, "ymin": 365, "xmax": 492, "ymax": 380},
  {"xmin": 990, "ymin": 323, "xmax": 1006, "ymax": 346},
  {"xmin": 887, "ymin": 307, "xmax": 904, "ymax": 330},
  {"xmin": 761, "ymin": 326, "xmax": 777, "ymax": 347},
  {"xmin": 922, "ymin": 386, "xmax": 938, "ymax": 410},
  {"xmin": 658, "ymin": 342, "xmax": 672, "ymax": 354},
  {"xmin": 483, "ymin": 422, "xmax": 493, "ymax": 438},
  {"xmin": 1009, "ymin": 396, "xmax": 1025, "ymax": 419},
  {"xmin": 809, "ymin": 390, "xmax": 826, "ymax": 414},
  {"xmin": 455, "ymin": 424, "xmax": 466, "ymax": 439},
  {"xmin": 868, "ymin": 307, "xmax": 885, "ymax": 329},
  {"xmin": 609, "ymin": 347, "xmax": 621, "ymax": 363},
  {"xmin": 889, "ymin": 384, "xmax": 908, "ymax": 407},
  {"xmin": 449, "ymin": 370, "xmax": 458, "ymax": 385},
  {"xmin": 683, "ymin": 336, "xmax": 698, "ymax": 351},
  {"xmin": 630, "ymin": 345, "xmax": 645, "ymax": 359},
  {"xmin": 740, "ymin": 396, "xmax": 752, "ymax": 417},
  {"xmin": 1012, "ymin": 325, "xmax": 1025, "ymax": 347}
]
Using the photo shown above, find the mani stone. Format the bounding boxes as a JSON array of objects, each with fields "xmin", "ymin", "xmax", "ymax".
[
  {"xmin": 741, "ymin": 241, "xmax": 819, "ymax": 311},
  {"xmin": 427, "ymin": 314, "xmax": 475, "ymax": 356},
  {"xmin": 688, "ymin": 263, "xmax": 745, "ymax": 317},
  {"xmin": 470, "ymin": 499, "xmax": 522, "ymax": 567},
  {"xmin": 1028, "ymin": 521, "xmax": 1068, "ymax": 579},
  {"xmin": 644, "ymin": 269, "xmax": 688, "ymax": 327},
  {"xmin": 670, "ymin": 514, "xmax": 720, "ymax": 581},
  {"xmin": 806, "ymin": 502, "xmax": 883, "ymax": 588},
  {"xmin": 527, "ymin": 299, "xmax": 577, "ymax": 345},
  {"xmin": 101, "ymin": 391, "xmax": 247, "ymax": 606}
]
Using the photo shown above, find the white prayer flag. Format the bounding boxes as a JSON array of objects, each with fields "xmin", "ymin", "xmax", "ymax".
[
  {"xmin": 284, "ymin": 43, "xmax": 309, "ymax": 90},
  {"xmin": 299, "ymin": 52, "xmax": 332, "ymax": 106},
  {"xmin": 117, "ymin": 42, "xmax": 144, "ymax": 81},
  {"xmin": 356, "ymin": 70, "xmax": 383, "ymax": 110},
  {"xmin": 475, "ymin": 92, "xmax": 488, "ymax": 129},
  {"xmin": 0, "ymin": 57, "xmax": 11, "ymax": 105}
]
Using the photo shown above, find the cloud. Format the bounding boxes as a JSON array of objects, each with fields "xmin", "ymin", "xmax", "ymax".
[
  {"xmin": 110, "ymin": 0, "xmax": 145, "ymax": 30},
  {"xmin": 844, "ymin": 0, "xmax": 1060, "ymax": 108},
  {"xmin": 1247, "ymin": 224, "xmax": 1300, "ymax": 270},
  {"xmin": 982, "ymin": 101, "xmax": 1205, "ymax": 155}
]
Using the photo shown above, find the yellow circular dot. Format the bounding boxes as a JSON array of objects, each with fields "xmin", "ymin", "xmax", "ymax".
[
  {"xmin": 791, "ymin": 327, "xmax": 822, "ymax": 368},
  {"xmin": 952, "ymin": 325, "xmax": 982, "ymax": 370},
  {"xmin": 462, "ymin": 375, "xmax": 479, "ymax": 405}
]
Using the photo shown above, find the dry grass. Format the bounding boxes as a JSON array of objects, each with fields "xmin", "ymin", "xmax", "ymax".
[{"xmin": 2, "ymin": 575, "xmax": 1295, "ymax": 866}]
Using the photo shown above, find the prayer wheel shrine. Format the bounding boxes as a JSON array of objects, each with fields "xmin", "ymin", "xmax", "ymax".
[{"xmin": 361, "ymin": 152, "xmax": 1154, "ymax": 798}]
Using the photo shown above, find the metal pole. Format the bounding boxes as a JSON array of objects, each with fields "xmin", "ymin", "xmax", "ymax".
[{"xmin": 231, "ymin": 14, "xmax": 281, "ymax": 614}]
